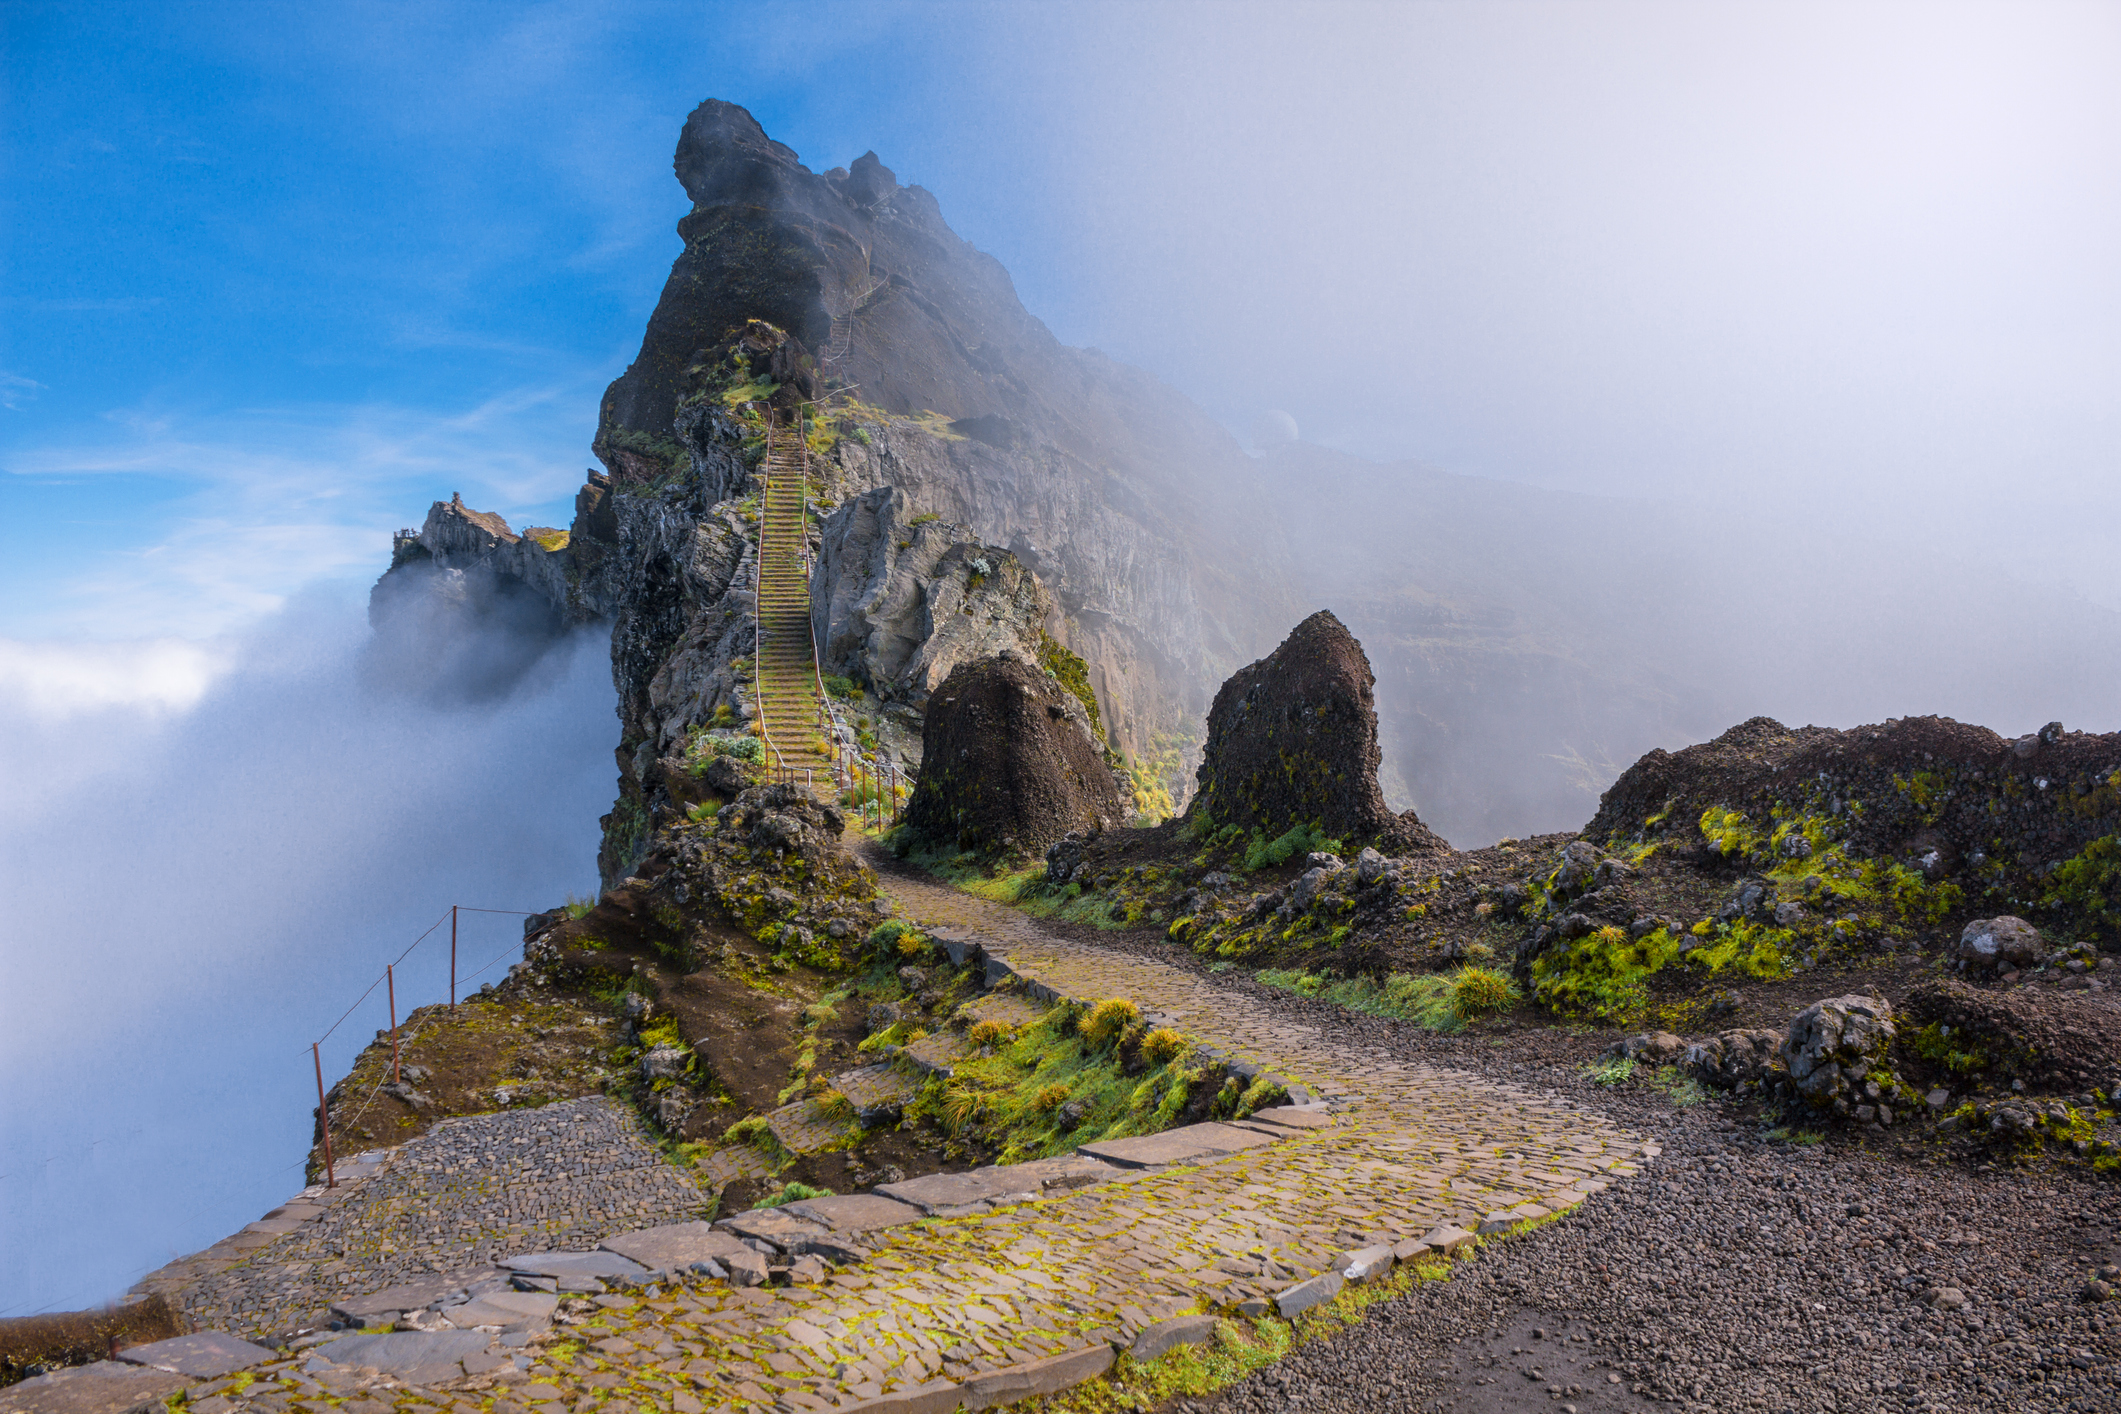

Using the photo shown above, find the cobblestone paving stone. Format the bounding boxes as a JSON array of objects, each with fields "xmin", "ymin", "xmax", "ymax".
[
  {"xmin": 954, "ymin": 994, "xmax": 1047, "ymax": 1030},
  {"xmin": 763, "ymin": 1099, "xmax": 861, "ymax": 1155},
  {"xmin": 829, "ymin": 1064, "xmax": 922, "ymax": 1121},
  {"xmin": 177, "ymin": 1098, "xmax": 710, "ymax": 1339}
]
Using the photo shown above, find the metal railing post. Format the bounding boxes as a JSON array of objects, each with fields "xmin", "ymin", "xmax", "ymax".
[
  {"xmin": 313, "ymin": 1042, "xmax": 336, "ymax": 1189},
  {"xmin": 386, "ymin": 964, "xmax": 400, "ymax": 1085}
]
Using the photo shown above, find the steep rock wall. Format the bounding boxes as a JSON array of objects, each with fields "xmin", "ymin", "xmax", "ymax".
[{"xmin": 598, "ymin": 99, "xmax": 1302, "ymax": 779}]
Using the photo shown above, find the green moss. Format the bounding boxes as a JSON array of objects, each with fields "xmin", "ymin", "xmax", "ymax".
[
  {"xmin": 1243, "ymin": 822, "xmax": 1342, "ymax": 872},
  {"xmin": 1683, "ymin": 920, "xmax": 1796, "ymax": 978},
  {"xmin": 2043, "ymin": 833, "xmax": 2121, "ymax": 937},
  {"xmin": 1036, "ymin": 631, "xmax": 1104, "ymax": 743},
  {"xmin": 1894, "ymin": 770, "xmax": 1950, "ymax": 824},
  {"xmin": 1530, "ymin": 925, "xmax": 1687, "ymax": 1023}
]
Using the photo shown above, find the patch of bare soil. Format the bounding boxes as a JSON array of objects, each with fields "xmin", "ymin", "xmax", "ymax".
[{"xmin": 307, "ymin": 988, "xmax": 622, "ymax": 1176}]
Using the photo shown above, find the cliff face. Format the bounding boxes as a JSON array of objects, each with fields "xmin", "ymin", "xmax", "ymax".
[{"xmin": 599, "ymin": 100, "xmax": 1301, "ymax": 769}]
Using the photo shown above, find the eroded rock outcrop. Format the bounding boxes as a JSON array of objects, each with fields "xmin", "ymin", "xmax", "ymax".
[
  {"xmin": 902, "ymin": 654, "xmax": 1127, "ymax": 855},
  {"xmin": 813, "ymin": 485, "xmax": 1055, "ymax": 710},
  {"xmin": 1585, "ymin": 714, "xmax": 2121, "ymax": 928},
  {"xmin": 1188, "ymin": 611, "xmax": 1446, "ymax": 853}
]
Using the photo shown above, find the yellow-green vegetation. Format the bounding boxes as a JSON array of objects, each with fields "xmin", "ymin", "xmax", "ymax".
[
  {"xmin": 1906, "ymin": 1022, "xmax": 1993, "ymax": 1077},
  {"xmin": 1584, "ymin": 1054, "xmax": 1635, "ymax": 1087},
  {"xmin": 1449, "ymin": 965, "xmax": 1519, "ymax": 1020},
  {"xmin": 1695, "ymin": 805, "xmax": 1961, "ymax": 931},
  {"xmin": 1122, "ymin": 724, "xmax": 1199, "ymax": 824},
  {"xmin": 524, "ymin": 527, "xmax": 570, "ymax": 552},
  {"xmin": 755, "ymin": 1180, "xmax": 832, "ymax": 1209},
  {"xmin": 1541, "ymin": 801, "xmax": 1967, "ymax": 1022},
  {"xmin": 1141, "ymin": 1026, "xmax": 1187, "ymax": 1063},
  {"xmin": 1047, "ymin": 1251, "xmax": 1460, "ymax": 1413},
  {"xmin": 777, "ymin": 987, "xmax": 852, "ymax": 1103},
  {"xmin": 605, "ymin": 427, "xmax": 689, "ymax": 477},
  {"xmin": 683, "ymin": 727, "xmax": 763, "ymax": 774},
  {"xmin": 1036, "ymin": 630, "xmax": 1104, "ymax": 743},
  {"xmin": 1254, "ymin": 966, "xmax": 1518, "ymax": 1031},
  {"xmin": 720, "ymin": 1114, "xmax": 787, "ymax": 1161},
  {"xmin": 1530, "ymin": 919, "xmax": 1790, "ymax": 1026},
  {"xmin": 867, "ymin": 918, "xmax": 925, "ymax": 958},
  {"xmin": 1242, "ymin": 821, "xmax": 1343, "ymax": 873},
  {"xmin": 1081, "ymin": 997, "xmax": 1143, "ymax": 1044},
  {"xmin": 907, "ymin": 1000, "xmax": 1216, "ymax": 1165},
  {"xmin": 2044, "ymin": 833, "xmax": 2121, "ymax": 939}
]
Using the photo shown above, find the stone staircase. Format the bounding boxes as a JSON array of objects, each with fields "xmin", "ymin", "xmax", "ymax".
[{"xmin": 751, "ymin": 412, "xmax": 833, "ymax": 784}]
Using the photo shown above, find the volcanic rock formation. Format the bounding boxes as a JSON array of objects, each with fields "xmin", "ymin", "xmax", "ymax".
[
  {"xmin": 1585, "ymin": 713, "xmax": 2121, "ymax": 915},
  {"xmin": 902, "ymin": 654, "xmax": 1128, "ymax": 855},
  {"xmin": 1188, "ymin": 611, "xmax": 1446, "ymax": 854}
]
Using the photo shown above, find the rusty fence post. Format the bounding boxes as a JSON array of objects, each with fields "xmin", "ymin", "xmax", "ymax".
[
  {"xmin": 450, "ymin": 904, "xmax": 458, "ymax": 1012},
  {"xmin": 313, "ymin": 1042, "xmax": 336, "ymax": 1189},
  {"xmin": 386, "ymin": 964, "xmax": 400, "ymax": 1085}
]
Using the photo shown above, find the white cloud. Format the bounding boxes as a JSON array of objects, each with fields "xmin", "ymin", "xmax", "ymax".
[
  {"xmin": 0, "ymin": 636, "xmax": 236, "ymax": 717},
  {"xmin": 2, "ymin": 375, "xmax": 608, "ymax": 638},
  {"xmin": 1, "ymin": 371, "xmax": 45, "ymax": 410}
]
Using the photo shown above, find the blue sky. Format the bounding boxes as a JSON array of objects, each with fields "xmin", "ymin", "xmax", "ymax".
[
  {"xmin": 0, "ymin": 2, "xmax": 1097, "ymax": 638},
  {"xmin": 9, "ymin": 1, "xmax": 2119, "ymax": 648}
]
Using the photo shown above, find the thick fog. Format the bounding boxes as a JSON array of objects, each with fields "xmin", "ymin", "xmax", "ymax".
[
  {"xmin": 0, "ymin": 582, "xmax": 613, "ymax": 1315},
  {"xmin": 959, "ymin": 2, "xmax": 2121, "ymax": 842}
]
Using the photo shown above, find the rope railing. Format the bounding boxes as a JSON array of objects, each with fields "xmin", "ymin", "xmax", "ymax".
[
  {"xmin": 301, "ymin": 901, "xmax": 539, "ymax": 1190},
  {"xmin": 748, "ymin": 402, "xmax": 789, "ymax": 781}
]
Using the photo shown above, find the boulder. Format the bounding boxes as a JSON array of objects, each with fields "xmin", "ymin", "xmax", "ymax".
[
  {"xmin": 1613, "ymin": 1031, "xmax": 1685, "ymax": 1064},
  {"xmin": 702, "ymin": 754, "xmax": 752, "ymax": 796},
  {"xmin": 719, "ymin": 781, "xmax": 845, "ymax": 868},
  {"xmin": 1186, "ymin": 611, "xmax": 1446, "ymax": 853},
  {"xmin": 639, "ymin": 1046, "xmax": 689, "ymax": 1082},
  {"xmin": 903, "ymin": 655, "xmax": 1127, "ymax": 855},
  {"xmin": 1955, "ymin": 916, "xmax": 2042, "ymax": 971},
  {"xmin": 1682, "ymin": 1029, "xmax": 1784, "ymax": 1088},
  {"xmin": 1782, "ymin": 994, "xmax": 1898, "ymax": 1116},
  {"xmin": 1044, "ymin": 831, "xmax": 1091, "ymax": 885}
]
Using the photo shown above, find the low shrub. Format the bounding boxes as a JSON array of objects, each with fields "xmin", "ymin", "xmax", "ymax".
[
  {"xmin": 756, "ymin": 1180, "xmax": 832, "ymax": 1209},
  {"xmin": 1242, "ymin": 822, "xmax": 1344, "ymax": 872},
  {"xmin": 1449, "ymin": 966, "xmax": 1519, "ymax": 1021},
  {"xmin": 1141, "ymin": 1027, "xmax": 1188, "ymax": 1064},
  {"xmin": 1082, "ymin": 997, "xmax": 1142, "ymax": 1045}
]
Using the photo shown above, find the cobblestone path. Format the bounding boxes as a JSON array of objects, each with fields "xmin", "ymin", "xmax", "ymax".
[
  {"xmin": 156, "ymin": 863, "xmax": 1651, "ymax": 1414},
  {"xmin": 424, "ymin": 871, "xmax": 1651, "ymax": 1411},
  {"xmin": 175, "ymin": 1098, "xmax": 711, "ymax": 1339}
]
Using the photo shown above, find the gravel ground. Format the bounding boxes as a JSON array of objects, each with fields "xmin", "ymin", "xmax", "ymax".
[
  {"xmin": 179, "ymin": 1096, "xmax": 710, "ymax": 1339},
  {"xmin": 1144, "ymin": 978, "xmax": 2121, "ymax": 1414}
]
